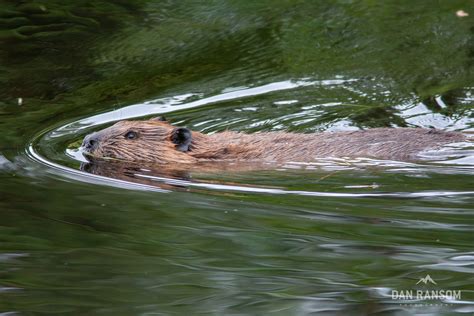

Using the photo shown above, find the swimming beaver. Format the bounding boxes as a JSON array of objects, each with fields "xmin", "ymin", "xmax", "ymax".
[{"xmin": 81, "ymin": 117, "xmax": 467, "ymax": 165}]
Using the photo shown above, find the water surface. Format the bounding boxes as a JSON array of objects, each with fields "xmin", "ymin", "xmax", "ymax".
[{"xmin": 1, "ymin": 1, "xmax": 474, "ymax": 315}]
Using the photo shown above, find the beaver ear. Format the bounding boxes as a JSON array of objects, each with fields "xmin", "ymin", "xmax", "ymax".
[
  {"xmin": 149, "ymin": 116, "xmax": 167, "ymax": 122},
  {"xmin": 171, "ymin": 128, "xmax": 192, "ymax": 152}
]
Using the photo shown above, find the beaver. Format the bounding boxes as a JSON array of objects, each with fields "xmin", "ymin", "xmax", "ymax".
[{"xmin": 81, "ymin": 117, "xmax": 468, "ymax": 165}]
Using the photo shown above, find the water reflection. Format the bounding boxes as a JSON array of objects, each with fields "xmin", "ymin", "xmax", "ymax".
[
  {"xmin": 73, "ymin": 156, "xmax": 474, "ymax": 199},
  {"xmin": 55, "ymin": 78, "xmax": 356, "ymax": 132}
]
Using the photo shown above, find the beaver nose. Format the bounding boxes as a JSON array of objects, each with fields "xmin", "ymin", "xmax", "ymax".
[{"xmin": 82, "ymin": 133, "xmax": 99, "ymax": 151}]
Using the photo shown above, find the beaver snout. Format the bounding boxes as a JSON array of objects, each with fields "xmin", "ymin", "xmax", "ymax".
[{"xmin": 82, "ymin": 132, "xmax": 100, "ymax": 152}]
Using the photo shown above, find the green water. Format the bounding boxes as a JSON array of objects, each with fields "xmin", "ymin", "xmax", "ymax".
[{"xmin": 1, "ymin": 1, "xmax": 474, "ymax": 315}]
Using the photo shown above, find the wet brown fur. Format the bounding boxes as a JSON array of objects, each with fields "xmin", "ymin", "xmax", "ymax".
[{"xmin": 83, "ymin": 118, "xmax": 467, "ymax": 165}]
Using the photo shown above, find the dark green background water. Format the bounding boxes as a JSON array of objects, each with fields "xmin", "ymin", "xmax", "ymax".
[{"xmin": 1, "ymin": 1, "xmax": 473, "ymax": 315}]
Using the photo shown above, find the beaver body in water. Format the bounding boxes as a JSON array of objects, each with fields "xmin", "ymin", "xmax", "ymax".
[{"xmin": 82, "ymin": 117, "xmax": 467, "ymax": 165}]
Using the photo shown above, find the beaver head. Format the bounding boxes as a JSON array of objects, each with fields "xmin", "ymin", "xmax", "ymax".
[{"xmin": 81, "ymin": 117, "xmax": 199, "ymax": 164}]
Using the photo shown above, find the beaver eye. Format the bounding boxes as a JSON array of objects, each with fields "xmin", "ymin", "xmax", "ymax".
[{"xmin": 124, "ymin": 131, "xmax": 138, "ymax": 140}]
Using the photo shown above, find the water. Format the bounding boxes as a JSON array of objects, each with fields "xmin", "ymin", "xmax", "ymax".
[{"xmin": 1, "ymin": 1, "xmax": 474, "ymax": 315}]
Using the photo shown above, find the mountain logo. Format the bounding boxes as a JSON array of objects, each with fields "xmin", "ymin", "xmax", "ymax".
[{"xmin": 416, "ymin": 274, "xmax": 437, "ymax": 285}]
